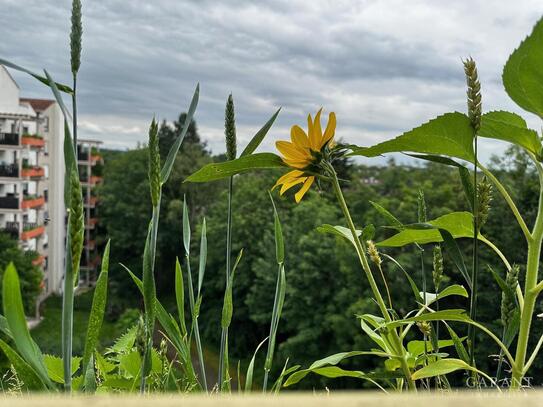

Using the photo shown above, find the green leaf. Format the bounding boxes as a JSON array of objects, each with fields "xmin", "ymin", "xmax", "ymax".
[
  {"xmin": 182, "ymin": 196, "xmax": 190, "ymax": 255},
  {"xmin": 377, "ymin": 212, "xmax": 475, "ymax": 247},
  {"xmin": 317, "ymin": 224, "xmax": 362, "ymax": 248},
  {"xmin": 387, "ymin": 309, "xmax": 470, "ymax": 329},
  {"xmin": 197, "ymin": 218, "xmax": 207, "ymax": 295},
  {"xmin": 82, "ymin": 240, "xmax": 110, "ymax": 377},
  {"xmin": 175, "ymin": 258, "xmax": 187, "ymax": 336},
  {"xmin": 0, "ymin": 339, "xmax": 46, "ymax": 390},
  {"xmin": 185, "ymin": 153, "xmax": 286, "ymax": 183},
  {"xmin": 221, "ymin": 250, "xmax": 243, "ymax": 329},
  {"xmin": 245, "ymin": 337, "xmax": 268, "ymax": 392},
  {"xmin": 269, "ymin": 193, "xmax": 284, "ymax": 264},
  {"xmin": 119, "ymin": 350, "xmax": 142, "ymax": 378},
  {"xmin": 370, "ymin": 201, "xmax": 404, "ymax": 229},
  {"xmin": 479, "ymin": 111, "xmax": 542, "ymax": 158},
  {"xmin": 407, "ymin": 338, "xmax": 460, "ymax": 357},
  {"xmin": 0, "ymin": 58, "xmax": 73, "ymax": 93},
  {"xmin": 2, "ymin": 263, "xmax": 52, "ymax": 388},
  {"xmin": 284, "ymin": 351, "xmax": 390, "ymax": 387},
  {"xmin": 444, "ymin": 323, "xmax": 471, "ymax": 364},
  {"xmin": 503, "ymin": 18, "xmax": 543, "ymax": 119},
  {"xmin": 44, "ymin": 354, "xmax": 81, "ymax": 384},
  {"xmin": 241, "ymin": 108, "xmax": 281, "ymax": 156},
  {"xmin": 439, "ymin": 228, "xmax": 472, "ymax": 289},
  {"xmin": 381, "ymin": 254, "xmax": 422, "ymax": 304},
  {"xmin": 487, "ymin": 265, "xmax": 517, "ymax": 305},
  {"xmin": 419, "ymin": 284, "xmax": 469, "ymax": 306},
  {"xmin": 161, "ymin": 83, "xmax": 199, "ymax": 183},
  {"xmin": 411, "ymin": 358, "xmax": 479, "ymax": 381},
  {"xmin": 350, "ymin": 112, "xmax": 475, "ymax": 162}
]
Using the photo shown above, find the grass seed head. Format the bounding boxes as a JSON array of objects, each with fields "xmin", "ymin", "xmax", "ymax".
[
  {"xmin": 501, "ymin": 264, "xmax": 519, "ymax": 327},
  {"xmin": 366, "ymin": 240, "xmax": 382, "ymax": 266},
  {"xmin": 69, "ymin": 167, "xmax": 84, "ymax": 283},
  {"xmin": 225, "ymin": 94, "xmax": 237, "ymax": 161},
  {"xmin": 70, "ymin": 0, "xmax": 82, "ymax": 75},
  {"xmin": 148, "ymin": 118, "xmax": 161, "ymax": 207},
  {"xmin": 432, "ymin": 245, "xmax": 444, "ymax": 292},
  {"xmin": 463, "ymin": 57, "xmax": 482, "ymax": 132}
]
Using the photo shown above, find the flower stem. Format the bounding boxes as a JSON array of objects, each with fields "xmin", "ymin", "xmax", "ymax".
[{"xmin": 329, "ymin": 168, "xmax": 416, "ymax": 391}]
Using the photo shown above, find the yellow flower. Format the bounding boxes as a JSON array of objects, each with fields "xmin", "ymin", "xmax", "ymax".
[{"xmin": 274, "ymin": 109, "xmax": 336, "ymax": 203}]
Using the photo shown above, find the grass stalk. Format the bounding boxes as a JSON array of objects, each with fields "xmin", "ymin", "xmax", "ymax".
[
  {"xmin": 329, "ymin": 166, "xmax": 416, "ymax": 391},
  {"xmin": 218, "ymin": 176, "xmax": 234, "ymax": 390}
]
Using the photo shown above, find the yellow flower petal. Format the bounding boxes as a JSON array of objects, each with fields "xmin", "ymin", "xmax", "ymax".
[
  {"xmin": 291, "ymin": 125, "xmax": 310, "ymax": 149},
  {"xmin": 273, "ymin": 170, "xmax": 304, "ymax": 190},
  {"xmin": 295, "ymin": 176, "xmax": 315, "ymax": 203},
  {"xmin": 276, "ymin": 141, "xmax": 310, "ymax": 161},
  {"xmin": 319, "ymin": 112, "xmax": 336, "ymax": 149},
  {"xmin": 307, "ymin": 113, "xmax": 316, "ymax": 150},
  {"xmin": 280, "ymin": 176, "xmax": 306, "ymax": 195},
  {"xmin": 312, "ymin": 108, "xmax": 323, "ymax": 150},
  {"xmin": 283, "ymin": 158, "xmax": 310, "ymax": 169}
]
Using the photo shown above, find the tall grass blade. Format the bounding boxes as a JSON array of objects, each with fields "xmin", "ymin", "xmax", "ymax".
[
  {"xmin": 81, "ymin": 240, "xmax": 110, "ymax": 388},
  {"xmin": 240, "ymin": 108, "xmax": 281, "ymax": 157},
  {"xmin": 0, "ymin": 58, "xmax": 73, "ymax": 93},
  {"xmin": 2, "ymin": 263, "xmax": 53, "ymax": 389},
  {"xmin": 175, "ymin": 258, "xmax": 187, "ymax": 336}
]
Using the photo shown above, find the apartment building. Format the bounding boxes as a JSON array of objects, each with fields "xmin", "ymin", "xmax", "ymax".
[{"xmin": 0, "ymin": 65, "xmax": 102, "ymax": 304}]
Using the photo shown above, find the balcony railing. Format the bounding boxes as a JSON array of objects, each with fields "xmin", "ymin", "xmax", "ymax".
[
  {"xmin": 78, "ymin": 151, "xmax": 89, "ymax": 161},
  {"xmin": 0, "ymin": 195, "xmax": 19, "ymax": 209},
  {"xmin": 0, "ymin": 163, "xmax": 19, "ymax": 178},
  {"xmin": 21, "ymin": 166, "xmax": 44, "ymax": 178},
  {"xmin": 0, "ymin": 133, "xmax": 19, "ymax": 146},
  {"xmin": 21, "ymin": 222, "xmax": 45, "ymax": 240},
  {"xmin": 21, "ymin": 135, "xmax": 45, "ymax": 148},
  {"xmin": 21, "ymin": 195, "xmax": 45, "ymax": 209},
  {"xmin": 2, "ymin": 221, "xmax": 19, "ymax": 238}
]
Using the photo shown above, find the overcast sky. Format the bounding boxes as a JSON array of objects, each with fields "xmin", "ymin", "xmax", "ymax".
[{"xmin": 2, "ymin": 0, "xmax": 543, "ymax": 163}]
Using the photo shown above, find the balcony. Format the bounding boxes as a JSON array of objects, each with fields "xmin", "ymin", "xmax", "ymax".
[
  {"xmin": 0, "ymin": 195, "xmax": 19, "ymax": 209},
  {"xmin": 21, "ymin": 135, "xmax": 45, "ymax": 148},
  {"xmin": 1, "ymin": 221, "xmax": 19, "ymax": 239},
  {"xmin": 84, "ymin": 239, "xmax": 96, "ymax": 250},
  {"xmin": 21, "ymin": 195, "xmax": 45, "ymax": 209},
  {"xmin": 32, "ymin": 255, "xmax": 45, "ymax": 266},
  {"xmin": 85, "ymin": 217, "xmax": 98, "ymax": 230},
  {"xmin": 21, "ymin": 222, "xmax": 45, "ymax": 240},
  {"xmin": 81, "ymin": 175, "xmax": 103, "ymax": 186},
  {"xmin": 84, "ymin": 196, "xmax": 98, "ymax": 208},
  {"xmin": 21, "ymin": 166, "xmax": 45, "ymax": 178},
  {"xmin": 0, "ymin": 133, "xmax": 19, "ymax": 146},
  {"xmin": 0, "ymin": 163, "xmax": 19, "ymax": 178}
]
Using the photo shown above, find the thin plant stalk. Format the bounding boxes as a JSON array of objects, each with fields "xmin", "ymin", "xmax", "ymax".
[
  {"xmin": 218, "ymin": 175, "xmax": 234, "ymax": 390},
  {"xmin": 186, "ymin": 256, "xmax": 208, "ymax": 392},
  {"xmin": 61, "ymin": 232, "xmax": 75, "ymax": 391},
  {"xmin": 328, "ymin": 165, "xmax": 416, "ymax": 391}
]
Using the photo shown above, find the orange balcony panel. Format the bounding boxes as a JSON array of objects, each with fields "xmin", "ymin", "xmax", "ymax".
[
  {"xmin": 32, "ymin": 255, "xmax": 45, "ymax": 266},
  {"xmin": 91, "ymin": 154, "xmax": 102, "ymax": 163},
  {"xmin": 21, "ymin": 225, "xmax": 45, "ymax": 240},
  {"xmin": 22, "ymin": 196, "xmax": 45, "ymax": 209},
  {"xmin": 22, "ymin": 136, "xmax": 45, "ymax": 147},
  {"xmin": 90, "ymin": 175, "xmax": 102, "ymax": 184},
  {"xmin": 21, "ymin": 167, "xmax": 45, "ymax": 178},
  {"xmin": 85, "ymin": 239, "xmax": 96, "ymax": 250}
]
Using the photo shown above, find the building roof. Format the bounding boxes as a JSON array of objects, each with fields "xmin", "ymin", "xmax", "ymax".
[{"xmin": 20, "ymin": 98, "xmax": 55, "ymax": 112}]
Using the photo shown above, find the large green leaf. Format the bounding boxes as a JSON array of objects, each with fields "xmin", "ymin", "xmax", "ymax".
[
  {"xmin": 411, "ymin": 358, "xmax": 479, "ymax": 380},
  {"xmin": 503, "ymin": 18, "xmax": 543, "ymax": 119},
  {"xmin": 479, "ymin": 111, "xmax": 542, "ymax": 159},
  {"xmin": 350, "ymin": 112, "xmax": 475, "ymax": 162},
  {"xmin": 377, "ymin": 212, "xmax": 475, "ymax": 247},
  {"xmin": 283, "ymin": 351, "xmax": 388, "ymax": 387},
  {"xmin": 44, "ymin": 355, "xmax": 81, "ymax": 384},
  {"xmin": 2, "ymin": 263, "xmax": 52, "ymax": 388},
  {"xmin": 185, "ymin": 153, "xmax": 286, "ymax": 182},
  {"xmin": 245, "ymin": 337, "xmax": 268, "ymax": 392},
  {"xmin": 0, "ymin": 339, "xmax": 46, "ymax": 390},
  {"xmin": 241, "ymin": 108, "xmax": 281, "ymax": 156},
  {"xmin": 81, "ymin": 240, "xmax": 110, "ymax": 378}
]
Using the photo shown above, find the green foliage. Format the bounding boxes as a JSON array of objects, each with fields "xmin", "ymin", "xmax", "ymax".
[
  {"xmin": 350, "ymin": 112, "xmax": 475, "ymax": 162},
  {"xmin": 503, "ymin": 18, "xmax": 543, "ymax": 119},
  {"xmin": 0, "ymin": 233, "xmax": 42, "ymax": 315}
]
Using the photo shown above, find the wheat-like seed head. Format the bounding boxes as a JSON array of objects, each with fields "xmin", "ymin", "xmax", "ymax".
[
  {"xmin": 501, "ymin": 264, "xmax": 519, "ymax": 327},
  {"xmin": 70, "ymin": 0, "xmax": 82, "ymax": 75},
  {"xmin": 148, "ymin": 118, "xmax": 161, "ymax": 207},
  {"xmin": 69, "ymin": 167, "xmax": 84, "ymax": 284},
  {"xmin": 225, "ymin": 94, "xmax": 237, "ymax": 161},
  {"xmin": 463, "ymin": 57, "xmax": 482, "ymax": 132}
]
